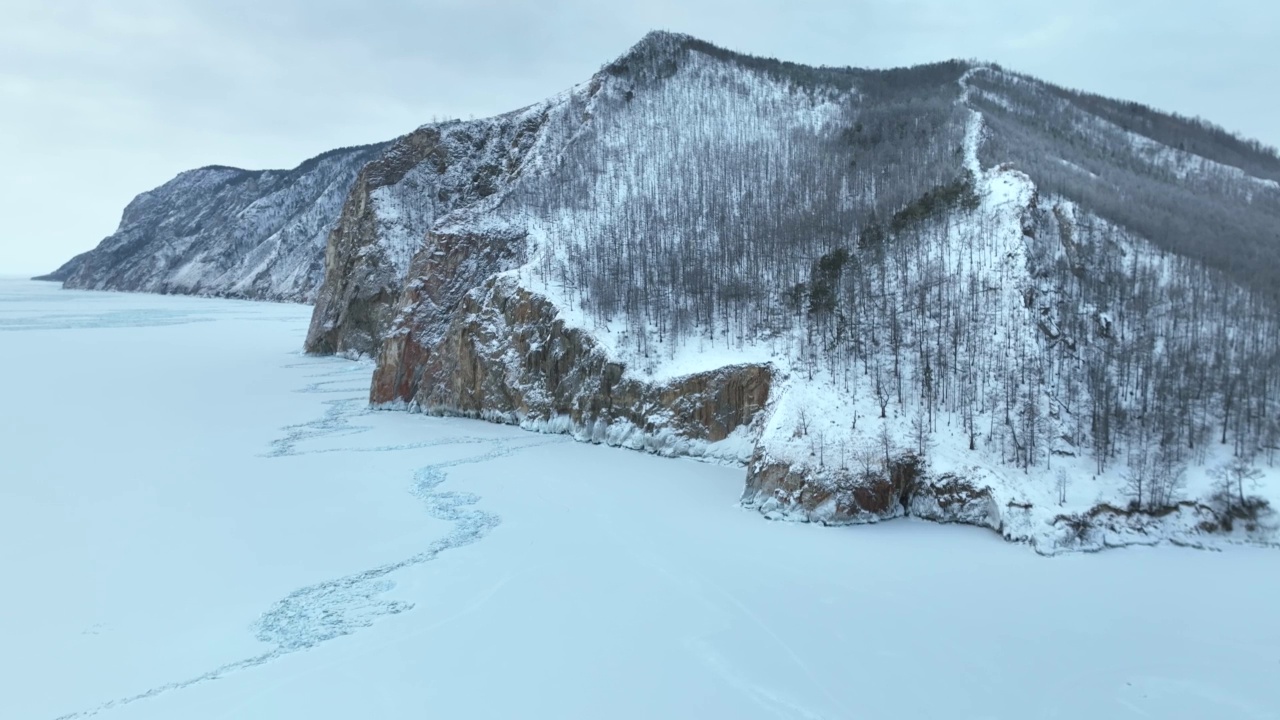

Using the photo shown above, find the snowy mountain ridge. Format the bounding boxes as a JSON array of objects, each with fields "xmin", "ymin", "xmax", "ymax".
[
  {"xmin": 38, "ymin": 143, "xmax": 389, "ymax": 302},
  {"xmin": 353, "ymin": 33, "xmax": 1280, "ymax": 554}
]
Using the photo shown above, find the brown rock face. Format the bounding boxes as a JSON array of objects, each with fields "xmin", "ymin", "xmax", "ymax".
[
  {"xmin": 371, "ymin": 226, "xmax": 529, "ymax": 405},
  {"xmin": 372, "ymin": 275, "xmax": 772, "ymax": 451},
  {"xmin": 742, "ymin": 452, "xmax": 1004, "ymax": 531},
  {"xmin": 305, "ymin": 109, "xmax": 554, "ymax": 357},
  {"xmin": 305, "ymin": 128, "xmax": 450, "ymax": 356},
  {"xmin": 742, "ymin": 453, "xmax": 924, "ymax": 524}
]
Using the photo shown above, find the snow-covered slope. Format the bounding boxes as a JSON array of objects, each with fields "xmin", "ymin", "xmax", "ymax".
[
  {"xmin": 350, "ymin": 32, "xmax": 1280, "ymax": 554},
  {"xmin": 37, "ymin": 143, "xmax": 387, "ymax": 303},
  {"xmin": 968, "ymin": 65, "xmax": 1280, "ymax": 293},
  {"xmin": 740, "ymin": 75, "xmax": 1280, "ymax": 553}
]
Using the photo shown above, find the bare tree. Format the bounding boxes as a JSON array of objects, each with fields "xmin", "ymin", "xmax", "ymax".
[
  {"xmin": 910, "ymin": 411, "xmax": 933, "ymax": 457},
  {"xmin": 794, "ymin": 407, "xmax": 810, "ymax": 438},
  {"xmin": 1123, "ymin": 448, "xmax": 1150, "ymax": 510},
  {"xmin": 853, "ymin": 440, "xmax": 882, "ymax": 477},
  {"xmin": 1149, "ymin": 445, "xmax": 1187, "ymax": 509},
  {"xmin": 1210, "ymin": 456, "xmax": 1264, "ymax": 513}
]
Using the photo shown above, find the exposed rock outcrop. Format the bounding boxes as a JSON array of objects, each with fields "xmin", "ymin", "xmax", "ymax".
[
  {"xmin": 742, "ymin": 454, "xmax": 914, "ymax": 524},
  {"xmin": 373, "ymin": 275, "xmax": 772, "ymax": 458},
  {"xmin": 908, "ymin": 473, "xmax": 1002, "ymax": 530},
  {"xmin": 304, "ymin": 106, "xmax": 559, "ymax": 357},
  {"xmin": 741, "ymin": 453, "xmax": 1001, "ymax": 529},
  {"xmin": 742, "ymin": 454, "xmax": 1271, "ymax": 555}
]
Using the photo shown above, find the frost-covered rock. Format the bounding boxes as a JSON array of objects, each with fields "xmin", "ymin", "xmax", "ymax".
[
  {"xmin": 741, "ymin": 453, "xmax": 1002, "ymax": 531},
  {"xmin": 741, "ymin": 454, "xmax": 915, "ymax": 525},
  {"xmin": 909, "ymin": 474, "xmax": 1002, "ymax": 530},
  {"xmin": 1032, "ymin": 502, "xmax": 1231, "ymax": 555},
  {"xmin": 39, "ymin": 144, "xmax": 387, "ymax": 302}
]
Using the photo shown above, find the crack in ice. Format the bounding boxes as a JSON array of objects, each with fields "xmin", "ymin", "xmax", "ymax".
[{"xmin": 54, "ymin": 355, "xmax": 566, "ymax": 719}]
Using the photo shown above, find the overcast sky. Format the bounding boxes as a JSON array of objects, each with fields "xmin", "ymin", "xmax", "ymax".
[{"xmin": 2, "ymin": 0, "xmax": 1277, "ymax": 274}]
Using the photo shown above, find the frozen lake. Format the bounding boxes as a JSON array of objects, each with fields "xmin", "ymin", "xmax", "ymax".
[{"xmin": 1, "ymin": 278, "xmax": 1277, "ymax": 719}]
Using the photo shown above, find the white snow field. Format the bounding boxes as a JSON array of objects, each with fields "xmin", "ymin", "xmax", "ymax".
[{"xmin": 1, "ymin": 278, "xmax": 1277, "ymax": 720}]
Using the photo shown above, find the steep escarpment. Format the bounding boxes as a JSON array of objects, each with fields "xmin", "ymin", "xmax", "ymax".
[
  {"xmin": 40, "ymin": 144, "xmax": 387, "ymax": 302},
  {"xmin": 373, "ymin": 275, "xmax": 771, "ymax": 459},
  {"xmin": 303, "ymin": 102, "xmax": 567, "ymax": 357}
]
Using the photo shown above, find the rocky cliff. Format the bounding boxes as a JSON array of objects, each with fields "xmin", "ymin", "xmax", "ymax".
[
  {"xmin": 39, "ymin": 144, "xmax": 388, "ymax": 302},
  {"xmin": 373, "ymin": 273, "xmax": 772, "ymax": 460},
  {"xmin": 303, "ymin": 103, "xmax": 564, "ymax": 357}
]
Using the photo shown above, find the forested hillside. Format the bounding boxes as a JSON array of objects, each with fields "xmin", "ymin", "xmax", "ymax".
[
  {"xmin": 969, "ymin": 68, "xmax": 1280, "ymax": 295},
  {"xmin": 362, "ymin": 32, "xmax": 1278, "ymax": 551}
]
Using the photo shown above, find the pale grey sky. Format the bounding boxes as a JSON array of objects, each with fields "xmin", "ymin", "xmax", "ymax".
[{"xmin": 2, "ymin": 0, "xmax": 1277, "ymax": 274}]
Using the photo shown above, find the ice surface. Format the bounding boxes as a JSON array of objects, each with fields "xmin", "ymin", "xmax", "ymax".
[{"xmin": 2, "ymin": 279, "xmax": 1278, "ymax": 719}]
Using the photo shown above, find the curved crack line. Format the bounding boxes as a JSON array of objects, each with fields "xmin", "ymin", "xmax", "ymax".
[
  {"xmin": 265, "ymin": 357, "xmax": 472, "ymax": 458},
  {"xmin": 54, "ymin": 357, "xmax": 567, "ymax": 719}
]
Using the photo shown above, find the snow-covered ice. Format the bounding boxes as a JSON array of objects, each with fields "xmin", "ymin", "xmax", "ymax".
[{"xmin": 2, "ymin": 278, "xmax": 1278, "ymax": 719}]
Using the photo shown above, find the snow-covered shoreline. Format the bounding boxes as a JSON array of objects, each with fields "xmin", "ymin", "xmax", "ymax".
[{"xmin": 4, "ymin": 279, "xmax": 1280, "ymax": 719}]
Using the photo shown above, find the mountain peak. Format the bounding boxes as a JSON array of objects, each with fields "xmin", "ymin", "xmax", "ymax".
[
  {"xmin": 603, "ymin": 31, "xmax": 867, "ymax": 92},
  {"xmin": 634, "ymin": 29, "xmax": 696, "ymax": 48},
  {"xmin": 602, "ymin": 30, "xmax": 696, "ymax": 80}
]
